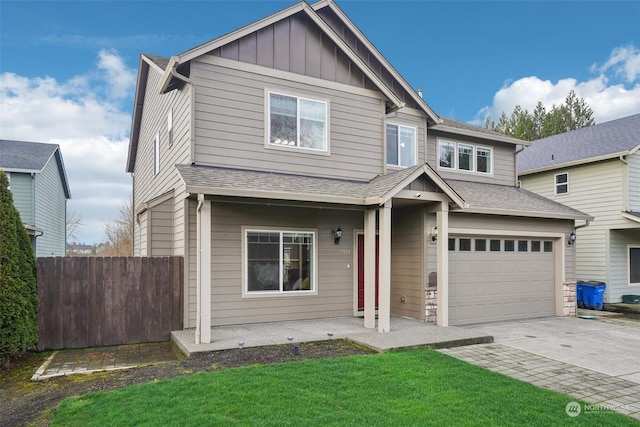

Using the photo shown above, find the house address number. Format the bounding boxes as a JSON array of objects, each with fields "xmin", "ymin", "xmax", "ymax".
[{"xmin": 340, "ymin": 249, "xmax": 352, "ymax": 255}]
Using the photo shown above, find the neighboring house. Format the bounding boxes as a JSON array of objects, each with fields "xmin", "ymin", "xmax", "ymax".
[
  {"xmin": 127, "ymin": 0, "xmax": 590, "ymax": 343},
  {"xmin": 0, "ymin": 139, "xmax": 71, "ymax": 256},
  {"xmin": 518, "ymin": 114, "xmax": 640, "ymax": 304}
]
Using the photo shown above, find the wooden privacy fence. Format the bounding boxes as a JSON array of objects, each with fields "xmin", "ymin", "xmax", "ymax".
[{"xmin": 37, "ymin": 256, "xmax": 183, "ymax": 350}]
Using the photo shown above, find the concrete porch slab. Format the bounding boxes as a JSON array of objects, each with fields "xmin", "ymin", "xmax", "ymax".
[{"xmin": 171, "ymin": 316, "xmax": 493, "ymax": 356}]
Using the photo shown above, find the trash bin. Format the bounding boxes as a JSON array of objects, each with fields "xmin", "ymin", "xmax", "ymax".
[
  {"xmin": 622, "ymin": 294, "xmax": 640, "ymax": 304},
  {"xmin": 577, "ymin": 280, "xmax": 606, "ymax": 310}
]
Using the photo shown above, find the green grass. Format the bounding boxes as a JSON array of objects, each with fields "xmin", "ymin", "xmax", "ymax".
[{"xmin": 51, "ymin": 349, "xmax": 637, "ymax": 426}]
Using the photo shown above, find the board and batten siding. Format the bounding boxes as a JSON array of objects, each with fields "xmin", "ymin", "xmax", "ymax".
[
  {"xmin": 519, "ymin": 159, "xmax": 634, "ymax": 302},
  {"xmin": 34, "ymin": 157, "xmax": 66, "ymax": 256},
  {"xmin": 427, "ymin": 131, "xmax": 516, "ymax": 186},
  {"xmin": 132, "ymin": 64, "xmax": 191, "ymax": 257},
  {"xmin": 7, "ymin": 172, "xmax": 34, "ymax": 225},
  {"xmin": 390, "ymin": 206, "xmax": 425, "ymax": 320},
  {"xmin": 191, "ymin": 57, "xmax": 386, "ymax": 181},
  {"xmin": 185, "ymin": 201, "xmax": 363, "ymax": 327}
]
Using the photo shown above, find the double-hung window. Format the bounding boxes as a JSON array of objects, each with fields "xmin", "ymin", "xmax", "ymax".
[
  {"xmin": 439, "ymin": 141, "xmax": 456, "ymax": 169},
  {"xmin": 386, "ymin": 124, "xmax": 416, "ymax": 167},
  {"xmin": 458, "ymin": 144, "xmax": 474, "ymax": 171},
  {"xmin": 555, "ymin": 173, "xmax": 568, "ymax": 195},
  {"xmin": 268, "ymin": 92, "xmax": 327, "ymax": 151},
  {"xmin": 245, "ymin": 230, "xmax": 316, "ymax": 294}
]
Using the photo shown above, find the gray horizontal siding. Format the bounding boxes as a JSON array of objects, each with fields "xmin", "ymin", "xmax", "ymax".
[
  {"xmin": 427, "ymin": 131, "xmax": 516, "ymax": 186},
  {"xmin": 608, "ymin": 229, "xmax": 640, "ymax": 303},
  {"xmin": 150, "ymin": 197, "xmax": 173, "ymax": 256},
  {"xmin": 628, "ymin": 151, "xmax": 640, "ymax": 211},
  {"xmin": 34, "ymin": 158, "xmax": 66, "ymax": 256},
  {"xmin": 8, "ymin": 172, "xmax": 34, "ymax": 225},
  {"xmin": 191, "ymin": 59, "xmax": 386, "ymax": 181}
]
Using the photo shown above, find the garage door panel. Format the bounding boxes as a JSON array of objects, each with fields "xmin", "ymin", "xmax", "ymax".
[{"xmin": 449, "ymin": 236, "xmax": 555, "ymax": 325}]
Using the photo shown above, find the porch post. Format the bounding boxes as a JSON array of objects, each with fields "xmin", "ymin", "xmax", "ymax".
[
  {"xmin": 363, "ymin": 208, "xmax": 376, "ymax": 329},
  {"xmin": 196, "ymin": 194, "xmax": 212, "ymax": 344},
  {"xmin": 436, "ymin": 201, "xmax": 449, "ymax": 327},
  {"xmin": 378, "ymin": 201, "xmax": 392, "ymax": 332}
]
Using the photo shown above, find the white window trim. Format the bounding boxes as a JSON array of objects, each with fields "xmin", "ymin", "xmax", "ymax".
[
  {"xmin": 554, "ymin": 172, "xmax": 569, "ymax": 195},
  {"xmin": 386, "ymin": 123, "xmax": 417, "ymax": 168},
  {"xmin": 437, "ymin": 139, "xmax": 493, "ymax": 175},
  {"xmin": 628, "ymin": 245, "xmax": 640, "ymax": 287},
  {"xmin": 458, "ymin": 143, "xmax": 474, "ymax": 172},
  {"xmin": 167, "ymin": 109, "xmax": 173, "ymax": 147},
  {"xmin": 242, "ymin": 226, "xmax": 318, "ymax": 298},
  {"xmin": 265, "ymin": 90, "xmax": 330, "ymax": 155},
  {"xmin": 153, "ymin": 133, "xmax": 160, "ymax": 176}
]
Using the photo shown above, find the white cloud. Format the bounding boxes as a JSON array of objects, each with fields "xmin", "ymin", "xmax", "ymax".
[
  {"xmin": 476, "ymin": 45, "xmax": 640, "ymax": 125},
  {"xmin": 0, "ymin": 50, "xmax": 133, "ymax": 244}
]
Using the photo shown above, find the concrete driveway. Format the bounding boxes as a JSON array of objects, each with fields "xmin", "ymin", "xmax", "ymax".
[
  {"xmin": 466, "ymin": 315, "xmax": 640, "ymax": 384},
  {"xmin": 440, "ymin": 315, "xmax": 640, "ymax": 420}
]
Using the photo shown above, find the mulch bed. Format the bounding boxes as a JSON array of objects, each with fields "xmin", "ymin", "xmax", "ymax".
[{"xmin": 0, "ymin": 340, "xmax": 376, "ymax": 426}]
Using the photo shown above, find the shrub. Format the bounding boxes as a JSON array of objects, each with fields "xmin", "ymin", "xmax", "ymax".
[{"xmin": 0, "ymin": 170, "xmax": 38, "ymax": 366}]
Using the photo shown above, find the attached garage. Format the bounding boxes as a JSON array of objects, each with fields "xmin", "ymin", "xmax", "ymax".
[{"xmin": 448, "ymin": 235, "xmax": 556, "ymax": 325}]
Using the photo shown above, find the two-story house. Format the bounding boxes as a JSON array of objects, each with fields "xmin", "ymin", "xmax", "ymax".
[
  {"xmin": 127, "ymin": 0, "xmax": 590, "ymax": 344},
  {"xmin": 0, "ymin": 139, "xmax": 71, "ymax": 256},
  {"xmin": 518, "ymin": 114, "xmax": 640, "ymax": 304}
]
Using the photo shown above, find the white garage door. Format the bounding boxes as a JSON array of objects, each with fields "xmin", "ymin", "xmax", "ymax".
[{"xmin": 449, "ymin": 236, "xmax": 555, "ymax": 325}]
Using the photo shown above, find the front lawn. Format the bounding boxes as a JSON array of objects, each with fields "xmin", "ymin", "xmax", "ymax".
[{"xmin": 51, "ymin": 348, "xmax": 636, "ymax": 426}]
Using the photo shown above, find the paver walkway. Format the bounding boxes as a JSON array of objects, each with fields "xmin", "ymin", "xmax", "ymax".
[
  {"xmin": 440, "ymin": 343, "xmax": 640, "ymax": 421},
  {"xmin": 32, "ymin": 341, "xmax": 178, "ymax": 380}
]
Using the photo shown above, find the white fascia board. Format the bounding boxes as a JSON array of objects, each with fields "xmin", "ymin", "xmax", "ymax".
[
  {"xmin": 462, "ymin": 207, "xmax": 594, "ymax": 221},
  {"xmin": 431, "ymin": 124, "xmax": 528, "ymax": 146},
  {"xmin": 518, "ymin": 151, "xmax": 630, "ymax": 176}
]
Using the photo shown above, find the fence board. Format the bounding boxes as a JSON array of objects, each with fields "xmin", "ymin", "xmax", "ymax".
[{"xmin": 37, "ymin": 256, "xmax": 183, "ymax": 350}]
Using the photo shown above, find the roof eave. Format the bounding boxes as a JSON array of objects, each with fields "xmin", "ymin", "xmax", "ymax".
[
  {"xmin": 312, "ymin": 0, "xmax": 441, "ymax": 124},
  {"xmin": 431, "ymin": 124, "xmax": 529, "ymax": 146},
  {"xmin": 462, "ymin": 207, "xmax": 594, "ymax": 221},
  {"xmin": 126, "ymin": 57, "xmax": 151, "ymax": 173},
  {"xmin": 518, "ymin": 151, "xmax": 629, "ymax": 176}
]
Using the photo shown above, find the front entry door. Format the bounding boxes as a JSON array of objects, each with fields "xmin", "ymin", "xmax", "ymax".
[{"xmin": 357, "ymin": 234, "xmax": 379, "ymax": 311}]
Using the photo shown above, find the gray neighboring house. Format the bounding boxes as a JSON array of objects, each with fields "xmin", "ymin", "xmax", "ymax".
[
  {"xmin": 518, "ymin": 113, "xmax": 640, "ymax": 304},
  {"xmin": 127, "ymin": 0, "xmax": 590, "ymax": 344},
  {"xmin": 0, "ymin": 139, "xmax": 71, "ymax": 256}
]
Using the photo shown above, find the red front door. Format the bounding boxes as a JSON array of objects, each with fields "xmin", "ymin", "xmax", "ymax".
[{"xmin": 357, "ymin": 234, "xmax": 379, "ymax": 311}]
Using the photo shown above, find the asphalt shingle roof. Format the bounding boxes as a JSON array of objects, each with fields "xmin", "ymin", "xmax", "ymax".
[
  {"xmin": 446, "ymin": 179, "xmax": 591, "ymax": 219},
  {"xmin": 0, "ymin": 139, "xmax": 59, "ymax": 172},
  {"xmin": 518, "ymin": 113, "xmax": 640, "ymax": 173},
  {"xmin": 143, "ymin": 54, "xmax": 170, "ymax": 71}
]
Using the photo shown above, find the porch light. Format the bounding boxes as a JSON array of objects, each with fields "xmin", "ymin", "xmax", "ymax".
[
  {"xmin": 568, "ymin": 231, "xmax": 577, "ymax": 245},
  {"xmin": 430, "ymin": 226, "xmax": 438, "ymax": 242},
  {"xmin": 334, "ymin": 226, "xmax": 343, "ymax": 244}
]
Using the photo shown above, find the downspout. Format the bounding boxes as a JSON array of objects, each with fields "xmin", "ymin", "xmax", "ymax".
[
  {"xmin": 195, "ymin": 195, "xmax": 203, "ymax": 344},
  {"xmin": 620, "ymin": 155, "xmax": 629, "ymax": 212},
  {"xmin": 514, "ymin": 144, "xmax": 526, "ymax": 187}
]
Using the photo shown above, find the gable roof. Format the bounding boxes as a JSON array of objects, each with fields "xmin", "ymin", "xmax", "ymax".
[
  {"xmin": 446, "ymin": 179, "xmax": 592, "ymax": 220},
  {"xmin": 518, "ymin": 113, "xmax": 640, "ymax": 175},
  {"xmin": 432, "ymin": 117, "xmax": 528, "ymax": 146},
  {"xmin": 0, "ymin": 139, "xmax": 71, "ymax": 198},
  {"xmin": 175, "ymin": 163, "xmax": 464, "ymax": 208}
]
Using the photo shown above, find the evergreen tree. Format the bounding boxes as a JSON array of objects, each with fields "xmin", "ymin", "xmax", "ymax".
[
  {"xmin": 0, "ymin": 170, "xmax": 38, "ymax": 366},
  {"xmin": 486, "ymin": 90, "xmax": 595, "ymax": 140}
]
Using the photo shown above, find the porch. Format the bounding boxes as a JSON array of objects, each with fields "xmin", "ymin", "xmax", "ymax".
[{"xmin": 171, "ymin": 316, "xmax": 493, "ymax": 356}]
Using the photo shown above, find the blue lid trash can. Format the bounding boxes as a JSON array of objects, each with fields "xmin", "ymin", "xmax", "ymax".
[{"xmin": 577, "ymin": 280, "xmax": 606, "ymax": 310}]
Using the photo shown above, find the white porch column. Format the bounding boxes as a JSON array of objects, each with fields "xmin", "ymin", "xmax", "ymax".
[
  {"xmin": 378, "ymin": 201, "xmax": 392, "ymax": 333},
  {"xmin": 196, "ymin": 194, "xmax": 212, "ymax": 344},
  {"xmin": 363, "ymin": 208, "xmax": 376, "ymax": 329},
  {"xmin": 436, "ymin": 201, "xmax": 449, "ymax": 327}
]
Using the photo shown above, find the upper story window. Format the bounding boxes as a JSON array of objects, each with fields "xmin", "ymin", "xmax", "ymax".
[
  {"xmin": 555, "ymin": 173, "xmax": 568, "ymax": 195},
  {"xmin": 153, "ymin": 133, "xmax": 160, "ymax": 176},
  {"xmin": 386, "ymin": 124, "xmax": 416, "ymax": 167},
  {"xmin": 438, "ymin": 139, "xmax": 492, "ymax": 175},
  {"xmin": 268, "ymin": 92, "xmax": 327, "ymax": 152}
]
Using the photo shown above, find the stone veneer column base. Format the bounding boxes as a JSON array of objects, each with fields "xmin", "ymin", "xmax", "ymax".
[
  {"xmin": 563, "ymin": 281, "xmax": 577, "ymax": 317},
  {"xmin": 425, "ymin": 287, "xmax": 437, "ymax": 323}
]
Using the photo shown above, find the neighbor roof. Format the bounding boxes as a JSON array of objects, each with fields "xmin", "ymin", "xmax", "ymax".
[
  {"xmin": 518, "ymin": 113, "xmax": 640, "ymax": 175},
  {"xmin": 0, "ymin": 139, "xmax": 71, "ymax": 198},
  {"xmin": 446, "ymin": 179, "xmax": 592, "ymax": 220}
]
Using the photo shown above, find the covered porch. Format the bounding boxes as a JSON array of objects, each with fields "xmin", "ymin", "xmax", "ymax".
[{"xmin": 171, "ymin": 316, "xmax": 493, "ymax": 356}]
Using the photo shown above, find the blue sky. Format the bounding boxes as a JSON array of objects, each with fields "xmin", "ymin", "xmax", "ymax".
[{"xmin": 1, "ymin": 0, "xmax": 639, "ymax": 244}]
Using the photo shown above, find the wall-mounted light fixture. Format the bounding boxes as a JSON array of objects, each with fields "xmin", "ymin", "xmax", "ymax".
[
  {"xmin": 334, "ymin": 226, "xmax": 342, "ymax": 245},
  {"xmin": 430, "ymin": 226, "xmax": 438, "ymax": 242},
  {"xmin": 568, "ymin": 231, "xmax": 577, "ymax": 245}
]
